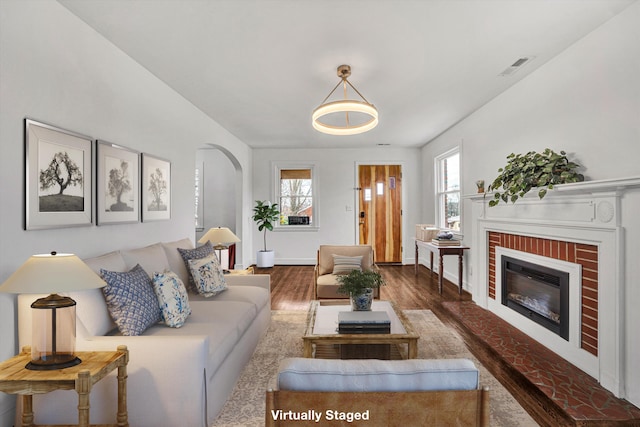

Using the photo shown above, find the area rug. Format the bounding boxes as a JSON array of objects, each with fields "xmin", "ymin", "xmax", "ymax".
[{"xmin": 211, "ymin": 310, "xmax": 538, "ymax": 426}]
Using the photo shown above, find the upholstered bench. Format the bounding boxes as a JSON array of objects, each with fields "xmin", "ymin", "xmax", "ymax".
[{"xmin": 266, "ymin": 358, "xmax": 489, "ymax": 426}]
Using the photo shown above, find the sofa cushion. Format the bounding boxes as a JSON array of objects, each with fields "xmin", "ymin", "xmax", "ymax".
[
  {"xmin": 188, "ymin": 254, "xmax": 227, "ymax": 297},
  {"xmin": 177, "ymin": 242, "xmax": 214, "ymax": 290},
  {"xmin": 122, "ymin": 243, "xmax": 171, "ymax": 278},
  {"xmin": 101, "ymin": 264, "xmax": 162, "ymax": 336},
  {"xmin": 162, "ymin": 238, "xmax": 194, "ymax": 286},
  {"xmin": 277, "ymin": 358, "xmax": 479, "ymax": 392},
  {"xmin": 152, "ymin": 270, "xmax": 191, "ymax": 328},
  {"xmin": 75, "ymin": 251, "xmax": 127, "ymax": 336},
  {"xmin": 332, "ymin": 255, "xmax": 363, "ymax": 275},
  {"xmin": 190, "ymin": 285, "xmax": 269, "ymax": 312},
  {"xmin": 143, "ymin": 300, "xmax": 257, "ymax": 375}
]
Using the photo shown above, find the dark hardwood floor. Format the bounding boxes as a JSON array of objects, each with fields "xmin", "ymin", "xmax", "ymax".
[
  {"xmin": 252, "ymin": 264, "xmax": 640, "ymax": 427},
  {"xmin": 258, "ymin": 263, "xmax": 471, "ymax": 311}
]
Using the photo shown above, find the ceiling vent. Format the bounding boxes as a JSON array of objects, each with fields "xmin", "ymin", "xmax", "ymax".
[{"xmin": 499, "ymin": 57, "xmax": 534, "ymax": 77}]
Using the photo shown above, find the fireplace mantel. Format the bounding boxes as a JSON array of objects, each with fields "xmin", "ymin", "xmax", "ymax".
[{"xmin": 466, "ymin": 176, "xmax": 639, "ymax": 398}]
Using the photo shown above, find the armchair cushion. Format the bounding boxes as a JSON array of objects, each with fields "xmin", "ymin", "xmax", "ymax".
[{"xmin": 332, "ymin": 255, "xmax": 363, "ymax": 275}]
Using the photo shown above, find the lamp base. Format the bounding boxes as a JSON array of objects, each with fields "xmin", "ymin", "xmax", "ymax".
[{"xmin": 26, "ymin": 355, "xmax": 81, "ymax": 371}]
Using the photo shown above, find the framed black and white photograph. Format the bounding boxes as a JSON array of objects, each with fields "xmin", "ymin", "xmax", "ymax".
[
  {"xmin": 96, "ymin": 140, "xmax": 140, "ymax": 225},
  {"xmin": 24, "ymin": 119, "xmax": 93, "ymax": 230},
  {"xmin": 142, "ymin": 153, "xmax": 171, "ymax": 221}
]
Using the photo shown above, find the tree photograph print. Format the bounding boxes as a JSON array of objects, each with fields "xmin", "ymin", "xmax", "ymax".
[
  {"xmin": 96, "ymin": 141, "xmax": 140, "ymax": 224},
  {"xmin": 25, "ymin": 119, "xmax": 93, "ymax": 230},
  {"xmin": 142, "ymin": 153, "xmax": 171, "ymax": 221},
  {"xmin": 38, "ymin": 146, "xmax": 84, "ymax": 212}
]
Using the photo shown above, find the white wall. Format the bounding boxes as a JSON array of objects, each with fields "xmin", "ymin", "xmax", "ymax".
[
  {"xmin": 252, "ymin": 147, "xmax": 423, "ymax": 265},
  {"xmin": 0, "ymin": 2, "xmax": 253, "ymax": 423},
  {"xmin": 421, "ymin": 1, "xmax": 640, "ymax": 406}
]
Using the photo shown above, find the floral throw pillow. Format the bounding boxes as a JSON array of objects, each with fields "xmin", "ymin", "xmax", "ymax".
[
  {"xmin": 101, "ymin": 264, "xmax": 162, "ymax": 336},
  {"xmin": 187, "ymin": 253, "xmax": 227, "ymax": 297},
  {"xmin": 152, "ymin": 270, "xmax": 191, "ymax": 328},
  {"xmin": 177, "ymin": 242, "xmax": 214, "ymax": 291}
]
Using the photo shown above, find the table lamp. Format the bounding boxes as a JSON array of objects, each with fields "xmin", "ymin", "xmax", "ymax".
[
  {"xmin": 198, "ymin": 227, "xmax": 240, "ymax": 269},
  {"xmin": 0, "ymin": 252, "xmax": 106, "ymax": 370}
]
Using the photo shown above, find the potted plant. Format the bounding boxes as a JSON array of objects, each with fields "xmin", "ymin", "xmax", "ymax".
[
  {"xmin": 336, "ymin": 269, "xmax": 386, "ymax": 311},
  {"xmin": 488, "ymin": 149, "xmax": 584, "ymax": 207},
  {"xmin": 252, "ymin": 200, "xmax": 280, "ymax": 268}
]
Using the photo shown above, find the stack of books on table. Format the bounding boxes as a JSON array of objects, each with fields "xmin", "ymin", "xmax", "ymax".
[
  {"xmin": 431, "ymin": 238, "xmax": 462, "ymax": 246},
  {"xmin": 338, "ymin": 311, "xmax": 391, "ymax": 334}
]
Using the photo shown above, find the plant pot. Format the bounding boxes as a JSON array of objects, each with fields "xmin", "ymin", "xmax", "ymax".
[
  {"xmin": 350, "ymin": 288, "xmax": 374, "ymax": 311},
  {"xmin": 256, "ymin": 250, "xmax": 275, "ymax": 268}
]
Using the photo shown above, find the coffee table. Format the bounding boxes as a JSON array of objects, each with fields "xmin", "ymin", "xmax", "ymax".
[{"xmin": 303, "ymin": 300, "xmax": 419, "ymax": 359}]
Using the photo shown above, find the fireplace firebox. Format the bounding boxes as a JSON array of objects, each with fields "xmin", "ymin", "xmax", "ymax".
[{"xmin": 501, "ymin": 255, "xmax": 569, "ymax": 340}]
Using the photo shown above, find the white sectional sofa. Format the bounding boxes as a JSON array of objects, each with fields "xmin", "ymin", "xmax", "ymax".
[{"xmin": 16, "ymin": 238, "xmax": 271, "ymax": 427}]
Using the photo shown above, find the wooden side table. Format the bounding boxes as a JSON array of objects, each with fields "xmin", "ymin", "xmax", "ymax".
[
  {"xmin": 0, "ymin": 345, "xmax": 129, "ymax": 427},
  {"xmin": 415, "ymin": 240, "xmax": 470, "ymax": 294}
]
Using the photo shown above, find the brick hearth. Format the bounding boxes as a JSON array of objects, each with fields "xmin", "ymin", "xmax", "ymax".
[{"xmin": 442, "ymin": 300, "xmax": 640, "ymax": 426}]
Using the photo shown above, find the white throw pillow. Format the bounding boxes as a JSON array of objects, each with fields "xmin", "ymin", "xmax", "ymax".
[
  {"xmin": 152, "ymin": 270, "xmax": 191, "ymax": 328},
  {"xmin": 188, "ymin": 253, "xmax": 227, "ymax": 297}
]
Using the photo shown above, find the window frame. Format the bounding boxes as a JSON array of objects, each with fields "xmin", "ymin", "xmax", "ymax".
[
  {"xmin": 272, "ymin": 162, "xmax": 319, "ymax": 231},
  {"xmin": 434, "ymin": 147, "xmax": 462, "ymax": 233}
]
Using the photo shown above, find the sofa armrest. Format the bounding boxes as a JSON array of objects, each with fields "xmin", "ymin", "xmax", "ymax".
[{"xmin": 225, "ymin": 274, "xmax": 270, "ymax": 291}]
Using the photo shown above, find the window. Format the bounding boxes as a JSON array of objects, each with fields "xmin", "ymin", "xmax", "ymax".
[
  {"xmin": 435, "ymin": 148, "xmax": 460, "ymax": 231},
  {"xmin": 274, "ymin": 164, "xmax": 317, "ymax": 228}
]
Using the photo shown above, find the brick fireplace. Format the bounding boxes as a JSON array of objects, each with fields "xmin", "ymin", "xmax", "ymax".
[
  {"xmin": 467, "ymin": 177, "xmax": 640, "ymax": 399},
  {"xmin": 488, "ymin": 231, "xmax": 598, "ymax": 356}
]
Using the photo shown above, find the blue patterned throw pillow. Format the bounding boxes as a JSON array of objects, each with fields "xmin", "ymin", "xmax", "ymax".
[
  {"xmin": 177, "ymin": 242, "xmax": 214, "ymax": 290},
  {"xmin": 152, "ymin": 270, "xmax": 191, "ymax": 328},
  {"xmin": 101, "ymin": 264, "xmax": 162, "ymax": 336},
  {"xmin": 188, "ymin": 253, "xmax": 227, "ymax": 297}
]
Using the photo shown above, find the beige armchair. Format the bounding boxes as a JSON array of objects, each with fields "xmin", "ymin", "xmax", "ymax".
[{"xmin": 314, "ymin": 245, "xmax": 380, "ymax": 299}]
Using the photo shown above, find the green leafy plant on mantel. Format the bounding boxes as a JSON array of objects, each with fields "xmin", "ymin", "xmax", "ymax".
[{"xmin": 488, "ymin": 149, "xmax": 584, "ymax": 207}]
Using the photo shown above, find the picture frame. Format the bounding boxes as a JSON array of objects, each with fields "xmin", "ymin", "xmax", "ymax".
[
  {"xmin": 96, "ymin": 140, "xmax": 140, "ymax": 225},
  {"xmin": 24, "ymin": 119, "xmax": 93, "ymax": 230},
  {"xmin": 141, "ymin": 153, "xmax": 171, "ymax": 221}
]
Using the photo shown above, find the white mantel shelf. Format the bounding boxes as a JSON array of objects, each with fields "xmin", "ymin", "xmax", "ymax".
[{"xmin": 465, "ymin": 176, "xmax": 640, "ymax": 201}]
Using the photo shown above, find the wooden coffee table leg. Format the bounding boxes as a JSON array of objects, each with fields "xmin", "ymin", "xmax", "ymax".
[
  {"xmin": 117, "ymin": 345, "xmax": 129, "ymax": 427},
  {"xmin": 303, "ymin": 340, "xmax": 313, "ymax": 358},
  {"xmin": 407, "ymin": 339, "xmax": 418, "ymax": 359}
]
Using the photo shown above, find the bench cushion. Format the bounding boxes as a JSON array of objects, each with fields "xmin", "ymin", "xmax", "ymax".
[{"xmin": 277, "ymin": 358, "xmax": 479, "ymax": 392}]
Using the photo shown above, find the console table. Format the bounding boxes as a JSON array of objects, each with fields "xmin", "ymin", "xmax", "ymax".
[
  {"xmin": 0, "ymin": 345, "xmax": 129, "ymax": 427},
  {"xmin": 415, "ymin": 240, "xmax": 470, "ymax": 294}
]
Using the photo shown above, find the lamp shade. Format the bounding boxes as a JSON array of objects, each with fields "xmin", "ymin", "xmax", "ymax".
[
  {"xmin": 198, "ymin": 227, "xmax": 241, "ymax": 246},
  {"xmin": 0, "ymin": 252, "xmax": 106, "ymax": 294}
]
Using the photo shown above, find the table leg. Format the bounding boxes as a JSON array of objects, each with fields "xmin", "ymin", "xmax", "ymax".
[
  {"xmin": 76, "ymin": 370, "xmax": 91, "ymax": 427},
  {"xmin": 22, "ymin": 395, "xmax": 34, "ymax": 427},
  {"xmin": 429, "ymin": 251, "xmax": 434, "ymax": 277},
  {"xmin": 414, "ymin": 242, "xmax": 418, "ymax": 275},
  {"xmin": 407, "ymin": 339, "xmax": 418, "ymax": 359},
  {"xmin": 117, "ymin": 345, "xmax": 129, "ymax": 427},
  {"xmin": 438, "ymin": 253, "xmax": 444, "ymax": 294},
  {"xmin": 303, "ymin": 340, "xmax": 313, "ymax": 358},
  {"xmin": 458, "ymin": 253, "xmax": 464, "ymax": 295}
]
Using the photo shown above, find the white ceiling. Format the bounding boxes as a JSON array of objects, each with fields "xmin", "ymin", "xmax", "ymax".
[{"xmin": 59, "ymin": 0, "xmax": 635, "ymax": 149}]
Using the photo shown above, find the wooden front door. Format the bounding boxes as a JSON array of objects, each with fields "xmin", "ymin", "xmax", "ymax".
[{"xmin": 358, "ymin": 164, "xmax": 402, "ymax": 263}]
